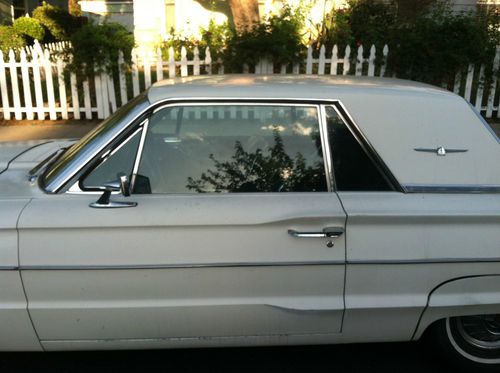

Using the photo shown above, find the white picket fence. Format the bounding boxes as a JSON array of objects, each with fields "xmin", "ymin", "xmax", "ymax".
[{"xmin": 0, "ymin": 40, "xmax": 499, "ymax": 121}]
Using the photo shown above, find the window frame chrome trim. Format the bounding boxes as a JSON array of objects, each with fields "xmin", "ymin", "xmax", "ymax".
[
  {"xmin": 318, "ymin": 105, "xmax": 335, "ymax": 191},
  {"xmin": 44, "ymin": 95, "xmax": 150, "ymax": 193},
  {"xmin": 53, "ymin": 97, "xmax": 403, "ymax": 195}
]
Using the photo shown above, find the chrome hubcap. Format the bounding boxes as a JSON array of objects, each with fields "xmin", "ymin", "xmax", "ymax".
[{"xmin": 457, "ymin": 315, "xmax": 500, "ymax": 350}]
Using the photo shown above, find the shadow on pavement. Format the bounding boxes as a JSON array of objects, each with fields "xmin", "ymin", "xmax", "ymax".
[{"xmin": 0, "ymin": 342, "xmax": 452, "ymax": 373}]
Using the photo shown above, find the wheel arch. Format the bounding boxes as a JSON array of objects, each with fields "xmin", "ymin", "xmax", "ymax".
[{"xmin": 413, "ymin": 275, "xmax": 500, "ymax": 340}]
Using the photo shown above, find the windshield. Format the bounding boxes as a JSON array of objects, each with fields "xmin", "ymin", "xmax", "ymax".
[{"xmin": 42, "ymin": 93, "xmax": 149, "ymax": 192}]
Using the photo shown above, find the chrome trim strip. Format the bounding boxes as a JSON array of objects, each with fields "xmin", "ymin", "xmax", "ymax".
[
  {"xmin": 17, "ymin": 257, "xmax": 500, "ymax": 271},
  {"xmin": 20, "ymin": 261, "xmax": 345, "ymax": 270},
  {"xmin": 0, "ymin": 266, "xmax": 19, "ymax": 271},
  {"xmin": 404, "ymin": 184, "xmax": 500, "ymax": 193},
  {"xmin": 348, "ymin": 258, "xmax": 500, "ymax": 265},
  {"xmin": 319, "ymin": 104, "xmax": 335, "ymax": 191}
]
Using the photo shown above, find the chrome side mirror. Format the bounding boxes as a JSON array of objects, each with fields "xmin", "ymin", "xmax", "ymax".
[{"xmin": 89, "ymin": 173, "xmax": 137, "ymax": 209}]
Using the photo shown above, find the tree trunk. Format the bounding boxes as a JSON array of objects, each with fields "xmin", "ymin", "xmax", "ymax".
[{"xmin": 228, "ymin": 0, "xmax": 260, "ymax": 33}]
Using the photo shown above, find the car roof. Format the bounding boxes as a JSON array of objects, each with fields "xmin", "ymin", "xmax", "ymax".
[{"xmin": 147, "ymin": 74, "xmax": 454, "ymax": 103}]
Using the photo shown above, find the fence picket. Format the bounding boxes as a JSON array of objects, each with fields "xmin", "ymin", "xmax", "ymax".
[
  {"xmin": 0, "ymin": 51, "xmax": 10, "ymax": 120},
  {"xmin": 306, "ymin": 46, "xmax": 313, "ymax": 74},
  {"xmin": 94, "ymin": 72, "xmax": 104, "ymax": 119},
  {"xmin": 143, "ymin": 53, "xmax": 152, "ymax": 89},
  {"xmin": 83, "ymin": 79, "xmax": 92, "ymax": 119},
  {"xmin": 118, "ymin": 51, "xmax": 128, "ymax": 106},
  {"xmin": 156, "ymin": 48, "xmax": 163, "ymax": 82},
  {"xmin": 168, "ymin": 47, "xmax": 175, "ymax": 78},
  {"xmin": 132, "ymin": 52, "xmax": 140, "ymax": 96},
  {"xmin": 8, "ymin": 50, "xmax": 22, "ymax": 120},
  {"xmin": 70, "ymin": 73, "xmax": 80, "ymax": 119},
  {"xmin": 20, "ymin": 50, "xmax": 33, "ymax": 120},
  {"xmin": 368, "ymin": 45, "xmax": 376, "ymax": 76},
  {"xmin": 464, "ymin": 64, "xmax": 474, "ymax": 102},
  {"xmin": 107, "ymin": 73, "xmax": 117, "ymax": 113},
  {"xmin": 43, "ymin": 49, "xmax": 57, "ymax": 120},
  {"xmin": 193, "ymin": 47, "xmax": 200, "ymax": 76},
  {"xmin": 205, "ymin": 48, "xmax": 212, "ymax": 75},
  {"xmin": 475, "ymin": 65, "xmax": 485, "ymax": 112},
  {"xmin": 31, "ymin": 49, "xmax": 44, "ymax": 120},
  {"xmin": 355, "ymin": 45, "xmax": 363, "ymax": 76},
  {"xmin": 330, "ymin": 45, "xmax": 338, "ymax": 75},
  {"xmin": 453, "ymin": 71, "xmax": 462, "ymax": 95},
  {"xmin": 56, "ymin": 57, "xmax": 68, "ymax": 120},
  {"xmin": 486, "ymin": 47, "xmax": 500, "ymax": 118},
  {"xmin": 380, "ymin": 45, "xmax": 389, "ymax": 77},
  {"xmin": 343, "ymin": 46, "xmax": 351, "ymax": 75},
  {"xmin": 181, "ymin": 47, "xmax": 188, "ymax": 77},
  {"xmin": 100, "ymin": 72, "xmax": 110, "ymax": 118},
  {"xmin": 318, "ymin": 45, "xmax": 326, "ymax": 75}
]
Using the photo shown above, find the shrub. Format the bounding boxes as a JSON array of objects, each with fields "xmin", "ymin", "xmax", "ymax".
[
  {"xmin": 313, "ymin": 0, "xmax": 499, "ymax": 85},
  {"xmin": 33, "ymin": 2, "xmax": 80, "ymax": 41},
  {"xmin": 0, "ymin": 25, "xmax": 26, "ymax": 53},
  {"xmin": 388, "ymin": 6, "xmax": 499, "ymax": 84},
  {"xmin": 224, "ymin": 5, "xmax": 305, "ymax": 71},
  {"xmin": 13, "ymin": 17, "xmax": 45, "ymax": 42},
  {"xmin": 65, "ymin": 22, "xmax": 135, "ymax": 76}
]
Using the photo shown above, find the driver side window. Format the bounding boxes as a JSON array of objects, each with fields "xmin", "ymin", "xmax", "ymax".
[{"xmin": 135, "ymin": 104, "xmax": 328, "ymax": 194}]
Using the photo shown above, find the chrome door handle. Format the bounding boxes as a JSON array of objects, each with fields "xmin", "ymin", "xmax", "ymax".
[{"xmin": 288, "ymin": 227, "xmax": 344, "ymax": 238}]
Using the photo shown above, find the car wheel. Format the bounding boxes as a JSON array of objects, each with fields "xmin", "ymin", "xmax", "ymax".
[{"xmin": 432, "ymin": 315, "xmax": 500, "ymax": 372}]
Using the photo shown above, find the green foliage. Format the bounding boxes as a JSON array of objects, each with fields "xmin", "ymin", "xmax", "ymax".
[
  {"xmin": 224, "ymin": 5, "xmax": 306, "ymax": 71},
  {"xmin": 390, "ymin": 7, "xmax": 499, "ymax": 84},
  {"xmin": 313, "ymin": 0, "xmax": 500, "ymax": 84},
  {"xmin": 33, "ymin": 2, "xmax": 80, "ymax": 41},
  {"xmin": 13, "ymin": 17, "xmax": 45, "ymax": 42},
  {"xmin": 0, "ymin": 26, "xmax": 26, "ymax": 53},
  {"xmin": 161, "ymin": 28, "xmax": 200, "ymax": 60},
  {"xmin": 65, "ymin": 22, "xmax": 135, "ymax": 76}
]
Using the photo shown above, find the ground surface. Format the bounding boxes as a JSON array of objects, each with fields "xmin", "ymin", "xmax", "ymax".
[
  {"xmin": 0, "ymin": 342, "xmax": 451, "ymax": 373},
  {"xmin": 0, "ymin": 119, "xmax": 493, "ymax": 372}
]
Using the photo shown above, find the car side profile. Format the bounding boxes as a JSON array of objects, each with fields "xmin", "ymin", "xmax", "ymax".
[{"xmin": 0, "ymin": 75, "xmax": 499, "ymax": 370}]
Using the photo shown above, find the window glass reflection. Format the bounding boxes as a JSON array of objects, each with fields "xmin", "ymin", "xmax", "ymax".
[{"xmin": 136, "ymin": 105, "xmax": 327, "ymax": 194}]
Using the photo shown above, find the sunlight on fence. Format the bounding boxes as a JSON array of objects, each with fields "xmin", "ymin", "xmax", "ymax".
[{"xmin": 0, "ymin": 40, "xmax": 499, "ymax": 121}]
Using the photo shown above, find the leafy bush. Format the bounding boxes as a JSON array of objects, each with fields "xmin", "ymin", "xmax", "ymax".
[
  {"xmin": 65, "ymin": 22, "xmax": 135, "ymax": 76},
  {"xmin": 33, "ymin": 2, "xmax": 80, "ymax": 41},
  {"xmin": 13, "ymin": 17, "xmax": 45, "ymax": 42},
  {"xmin": 224, "ymin": 5, "xmax": 305, "ymax": 71},
  {"xmin": 313, "ymin": 0, "xmax": 499, "ymax": 84},
  {"xmin": 389, "ymin": 6, "xmax": 499, "ymax": 84},
  {"xmin": 0, "ymin": 26, "xmax": 26, "ymax": 53}
]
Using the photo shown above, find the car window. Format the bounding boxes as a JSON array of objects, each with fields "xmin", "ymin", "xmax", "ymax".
[
  {"xmin": 326, "ymin": 105, "xmax": 392, "ymax": 191},
  {"xmin": 82, "ymin": 128, "xmax": 142, "ymax": 189},
  {"xmin": 134, "ymin": 105, "xmax": 328, "ymax": 194}
]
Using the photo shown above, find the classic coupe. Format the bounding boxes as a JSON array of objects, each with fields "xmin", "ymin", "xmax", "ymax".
[{"xmin": 0, "ymin": 75, "xmax": 499, "ymax": 371}]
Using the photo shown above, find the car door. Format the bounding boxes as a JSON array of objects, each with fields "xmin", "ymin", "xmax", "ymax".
[{"xmin": 18, "ymin": 102, "xmax": 347, "ymax": 350}]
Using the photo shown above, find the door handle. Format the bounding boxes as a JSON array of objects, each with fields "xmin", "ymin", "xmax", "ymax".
[{"xmin": 288, "ymin": 227, "xmax": 344, "ymax": 238}]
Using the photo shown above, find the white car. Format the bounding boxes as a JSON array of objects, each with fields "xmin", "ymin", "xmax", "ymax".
[{"xmin": 0, "ymin": 75, "xmax": 499, "ymax": 370}]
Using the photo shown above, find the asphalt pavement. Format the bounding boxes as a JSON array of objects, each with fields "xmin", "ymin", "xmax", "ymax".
[{"xmin": 0, "ymin": 342, "xmax": 452, "ymax": 373}]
